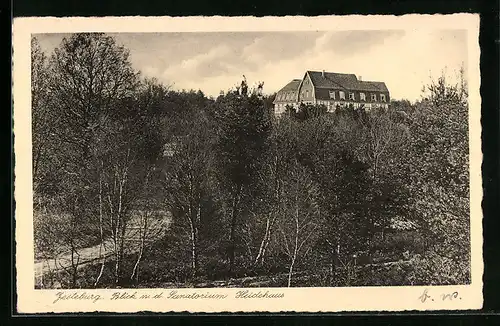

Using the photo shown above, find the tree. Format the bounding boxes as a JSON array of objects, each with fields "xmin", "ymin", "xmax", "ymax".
[
  {"xmin": 356, "ymin": 110, "xmax": 411, "ymax": 247},
  {"xmin": 403, "ymin": 68, "xmax": 470, "ymax": 284},
  {"xmin": 302, "ymin": 115, "xmax": 372, "ymax": 280},
  {"xmin": 162, "ymin": 110, "xmax": 217, "ymax": 276},
  {"xmin": 35, "ymin": 33, "xmax": 143, "ymax": 286},
  {"xmin": 295, "ymin": 103, "xmax": 328, "ymax": 121},
  {"xmin": 48, "ymin": 33, "xmax": 139, "ymax": 154},
  {"xmin": 422, "ymin": 65, "xmax": 468, "ymax": 107},
  {"xmin": 31, "ymin": 37, "xmax": 49, "ymax": 184},
  {"xmin": 252, "ymin": 116, "xmax": 295, "ymax": 267},
  {"xmin": 129, "ymin": 168, "xmax": 167, "ymax": 283},
  {"xmin": 93, "ymin": 115, "xmax": 140, "ymax": 284},
  {"xmin": 278, "ymin": 160, "xmax": 321, "ymax": 287},
  {"xmin": 214, "ymin": 90, "xmax": 272, "ymax": 273}
]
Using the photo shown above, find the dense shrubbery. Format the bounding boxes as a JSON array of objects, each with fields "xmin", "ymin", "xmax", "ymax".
[{"xmin": 32, "ymin": 33, "xmax": 470, "ymax": 288}]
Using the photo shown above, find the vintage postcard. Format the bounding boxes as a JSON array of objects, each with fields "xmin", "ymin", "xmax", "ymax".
[{"xmin": 13, "ymin": 14, "xmax": 482, "ymax": 313}]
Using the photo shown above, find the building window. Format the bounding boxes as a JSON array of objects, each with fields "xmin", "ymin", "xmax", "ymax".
[
  {"xmin": 306, "ymin": 90, "xmax": 309, "ymax": 98},
  {"xmin": 349, "ymin": 92, "xmax": 355, "ymax": 100},
  {"xmin": 360, "ymin": 92, "xmax": 366, "ymax": 101},
  {"xmin": 371, "ymin": 93, "xmax": 377, "ymax": 101},
  {"xmin": 339, "ymin": 91, "xmax": 346, "ymax": 100},
  {"xmin": 329, "ymin": 91, "xmax": 336, "ymax": 99},
  {"xmin": 380, "ymin": 94, "xmax": 386, "ymax": 102}
]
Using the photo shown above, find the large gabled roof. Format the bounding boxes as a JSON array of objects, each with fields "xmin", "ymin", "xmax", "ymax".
[
  {"xmin": 307, "ymin": 70, "xmax": 389, "ymax": 93},
  {"xmin": 358, "ymin": 81, "xmax": 389, "ymax": 92},
  {"xmin": 277, "ymin": 79, "xmax": 301, "ymax": 93},
  {"xmin": 307, "ymin": 71, "xmax": 359, "ymax": 89}
]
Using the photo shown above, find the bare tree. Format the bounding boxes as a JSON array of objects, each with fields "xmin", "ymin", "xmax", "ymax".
[
  {"xmin": 94, "ymin": 160, "xmax": 106, "ymax": 287},
  {"xmin": 31, "ymin": 37, "xmax": 58, "ymax": 192},
  {"xmin": 163, "ymin": 111, "xmax": 215, "ymax": 276},
  {"xmin": 39, "ymin": 33, "xmax": 141, "ymax": 286},
  {"xmin": 130, "ymin": 169, "xmax": 168, "ymax": 282},
  {"xmin": 253, "ymin": 118, "xmax": 293, "ymax": 267},
  {"xmin": 278, "ymin": 161, "xmax": 321, "ymax": 287}
]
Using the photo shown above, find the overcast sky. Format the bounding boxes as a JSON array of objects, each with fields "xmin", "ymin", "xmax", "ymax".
[{"xmin": 36, "ymin": 30, "xmax": 467, "ymax": 101}]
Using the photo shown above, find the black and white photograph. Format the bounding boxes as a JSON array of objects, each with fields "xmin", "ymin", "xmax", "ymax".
[{"xmin": 14, "ymin": 15, "xmax": 482, "ymax": 313}]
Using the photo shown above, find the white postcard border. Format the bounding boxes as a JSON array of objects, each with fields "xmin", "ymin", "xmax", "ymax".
[{"xmin": 13, "ymin": 14, "xmax": 483, "ymax": 313}]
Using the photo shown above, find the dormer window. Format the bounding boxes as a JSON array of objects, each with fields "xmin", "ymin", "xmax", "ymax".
[
  {"xmin": 380, "ymin": 94, "xmax": 386, "ymax": 102},
  {"xmin": 349, "ymin": 92, "xmax": 355, "ymax": 101},
  {"xmin": 371, "ymin": 94, "xmax": 377, "ymax": 102},
  {"xmin": 329, "ymin": 91, "xmax": 335, "ymax": 99},
  {"xmin": 360, "ymin": 92, "xmax": 366, "ymax": 101},
  {"xmin": 339, "ymin": 91, "xmax": 346, "ymax": 100}
]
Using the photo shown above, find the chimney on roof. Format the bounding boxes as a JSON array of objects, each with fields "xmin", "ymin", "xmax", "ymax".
[
  {"xmin": 358, "ymin": 75, "xmax": 362, "ymax": 81},
  {"xmin": 322, "ymin": 70, "xmax": 325, "ymax": 78}
]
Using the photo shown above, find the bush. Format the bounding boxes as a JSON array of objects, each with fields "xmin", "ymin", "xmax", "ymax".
[
  {"xmin": 372, "ymin": 230, "xmax": 426, "ymax": 257},
  {"xmin": 405, "ymin": 252, "xmax": 470, "ymax": 285}
]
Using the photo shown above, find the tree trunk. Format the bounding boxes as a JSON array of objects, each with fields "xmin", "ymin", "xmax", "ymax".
[
  {"xmin": 287, "ymin": 223, "xmax": 299, "ymax": 288},
  {"xmin": 115, "ymin": 155, "xmax": 129, "ymax": 285},
  {"xmin": 189, "ymin": 215, "xmax": 198, "ymax": 277},
  {"xmin": 260, "ymin": 236, "xmax": 270, "ymax": 265},
  {"xmin": 288, "ymin": 187, "xmax": 300, "ymax": 288},
  {"xmin": 287, "ymin": 256, "xmax": 296, "ymax": 288},
  {"xmin": 330, "ymin": 250, "xmax": 337, "ymax": 278},
  {"xmin": 114, "ymin": 218, "xmax": 120, "ymax": 284},
  {"xmin": 131, "ymin": 212, "xmax": 147, "ymax": 282},
  {"xmin": 254, "ymin": 217, "xmax": 270, "ymax": 266},
  {"xmin": 119, "ymin": 220, "xmax": 127, "ymax": 259},
  {"xmin": 70, "ymin": 238, "xmax": 80, "ymax": 288},
  {"xmin": 130, "ymin": 238, "xmax": 144, "ymax": 282},
  {"xmin": 255, "ymin": 169, "xmax": 282, "ymax": 267},
  {"xmin": 95, "ymin": 165, "xmax": 106, "ymax": 287},
  {"xmin": 131, "ymin": 169, "xmax": 153, "ymax": 283},
  {"xmin": 228, "ymin": 185, "xmax": 242, "ymax": 274}
]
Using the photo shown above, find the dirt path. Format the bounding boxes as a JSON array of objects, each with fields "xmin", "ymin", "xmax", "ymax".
[
  {"xmin": 34, "ymin": 216, "xmax": 169, "ymax": 284},
  {"xmin": 34, "ymin": 239, "xmax": 114, "ymax": 280}
]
